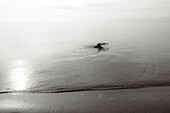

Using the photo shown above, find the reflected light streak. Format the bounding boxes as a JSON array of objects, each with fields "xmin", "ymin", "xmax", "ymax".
[{"xmin": 10, "ymin": 60, "xmax": 30, "ymax": 91}]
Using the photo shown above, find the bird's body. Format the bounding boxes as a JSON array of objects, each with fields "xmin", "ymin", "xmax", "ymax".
[{"xmin": 94, "ymin": 43, "xmax": 108, "ymax": 51}]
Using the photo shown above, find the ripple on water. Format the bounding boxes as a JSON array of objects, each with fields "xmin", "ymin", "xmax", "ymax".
[{"xmin": 0, "ymin": 41, "xmax": 170, "ymax": 93}]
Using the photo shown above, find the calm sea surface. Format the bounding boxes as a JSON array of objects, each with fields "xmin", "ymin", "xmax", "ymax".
[{"xmin": 0, "ymin": 21, "xmax": 170, "ymax": 93}]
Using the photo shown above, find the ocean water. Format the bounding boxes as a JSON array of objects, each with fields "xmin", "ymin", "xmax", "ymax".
[{"xmin": 0, "ymin": 21, "xmax": 170, "ymax": 93}]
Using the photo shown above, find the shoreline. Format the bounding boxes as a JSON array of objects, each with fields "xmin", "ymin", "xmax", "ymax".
[{"xmin": 0, "ymin": 86, "xmax": 170, "ymax": 113}]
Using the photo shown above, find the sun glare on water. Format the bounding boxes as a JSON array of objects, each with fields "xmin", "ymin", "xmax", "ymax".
[{"xmin": 10, "ymin": 60, "xmax": 31, "ymax": 91}]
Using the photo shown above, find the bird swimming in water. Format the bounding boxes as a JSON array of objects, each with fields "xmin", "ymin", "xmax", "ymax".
[{"xmin": 94, "ymin": 43, "xmax": 109, "ymax": 51}]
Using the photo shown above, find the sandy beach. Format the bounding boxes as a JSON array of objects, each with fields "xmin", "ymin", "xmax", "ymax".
[
  {"xmin": 0, "ymin": 86, "xmax": 170, "ymax": 113},
  {"xmin": 1, "ymin": 0, "xmax": 170, "ymax": 112}
]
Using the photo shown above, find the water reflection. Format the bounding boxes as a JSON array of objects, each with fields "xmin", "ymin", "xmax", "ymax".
[{"xmin": 10, "ymin": 60, "xmax": 31, "ymax": 91}]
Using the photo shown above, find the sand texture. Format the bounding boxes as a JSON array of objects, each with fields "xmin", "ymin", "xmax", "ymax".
[{"xmin": 0, "ymin": 87, "xmax": 170, "ymax": 113}]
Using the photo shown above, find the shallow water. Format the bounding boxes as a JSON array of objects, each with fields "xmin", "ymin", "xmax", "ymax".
[{"xmin": 0, "ymin": 21, "xmax": 170, "ymax": 93}]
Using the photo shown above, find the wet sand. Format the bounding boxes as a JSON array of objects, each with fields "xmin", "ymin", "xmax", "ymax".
[{"xmin": 0, "ymin": 86, "xmax": 170, "ymax": 113}]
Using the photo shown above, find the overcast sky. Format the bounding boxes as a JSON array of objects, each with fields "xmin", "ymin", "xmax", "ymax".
[{"xmin": 0, "ymin": 0, "xmax": 170, "ymax": 21}]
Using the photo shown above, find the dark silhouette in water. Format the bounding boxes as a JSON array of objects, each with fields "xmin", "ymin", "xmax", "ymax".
[{"xmin": 94, "ymin": 43, "xmax": 109, "ymax": 51}]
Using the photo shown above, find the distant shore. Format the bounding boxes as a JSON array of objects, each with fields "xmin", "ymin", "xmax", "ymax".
[{"xmin": 0, "ymin": 86, "xmax": 170, "ymax": 113}]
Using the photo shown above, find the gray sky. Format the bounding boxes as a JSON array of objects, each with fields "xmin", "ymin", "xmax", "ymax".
[{"xmin": 0, "ymin": 0, "xmax": 170, "ymax": 21}]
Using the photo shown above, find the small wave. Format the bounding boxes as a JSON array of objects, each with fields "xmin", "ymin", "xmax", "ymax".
[{"xmin": 1, "ymin": 81, "xmax": 170, "ymax": 94}]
